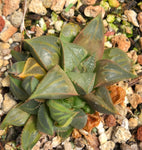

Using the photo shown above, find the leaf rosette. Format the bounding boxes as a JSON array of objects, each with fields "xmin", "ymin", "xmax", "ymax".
[{"xmin": 0, "ymin": 13, "xmax": 136, "ymax": 150}]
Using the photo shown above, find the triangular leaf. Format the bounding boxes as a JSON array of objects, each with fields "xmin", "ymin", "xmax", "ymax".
[
  {"xmin": 21, "ymin": 116, "xmax": 41, "ymax": 150},
  {"xmin": 29, "ymin": 65, "xmax": 78, "ymax": 100},
  {"xmin": 73, "ymin": 14, "xmax": 104, "ymax": 60},
  {"xmin": 60, "ymin": 23, "xmax": 80, "ymax": 43},
  {"xmin": 37, "ymin": 104, "xmax": 54, "ymax": 135},
  {"xmin": 68, "ymin": 72, "xmax": 95, "ymax": 95},
  {"xmin": 9, "ymin": 75, "xmax": 29, "ymax": 101},
  {"xmin": 47, "ymin": 99, "xmax": 77, "ymax": 127},
  {"xmin": 103, "ymin": 48, "xmax": 132, "ymax": 72},
  {"xmin": 22, "ymin": 76, "xmax": 39, "ymax": 95},
  {"xmin": 80, "ymin": 53, "xmax": 96, "ymax": 73},
  {"xmin": 83, "ymin": 86, "xmax": 117, "ymax": 114},
  {"xmin": 11, "ymin": 50, "xmax": 29, "ymax": 61},
  {"xmin": 71, "ymin": 109, "xmax": 87, "ymax": 129},
  {"xmin": 19, "ymin": 99, "xmax": 40, "ymax": 115},
  {"xmin": 8, "ymin": 61, "xmax": 25, "ymax": 76},
  {"xmin": 0, "ymin": 105, "xmax": 30, "ymax": 129},
  {"xmin": 61, "ymin": 42, "xmax": 88, "ymax": 72},
  {"xmin": 23, "ymin": 35, "xmax": 60, "ymax": 70},
  {"xmin": 94, "ymin": 59, "xmax": 136, "ymax": 87},
  {"xmin": 18, "ymin": 57, "xmax": 46, "ymax": 80}
]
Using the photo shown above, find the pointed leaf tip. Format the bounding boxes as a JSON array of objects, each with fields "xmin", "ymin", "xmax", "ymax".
[
  {"xmin": 29, "ymin": 65, "xmax": 78, "ymax": 100},
  {"xmin": 73, "ymin": 14, "xmax": 104, "ymax": 60}
]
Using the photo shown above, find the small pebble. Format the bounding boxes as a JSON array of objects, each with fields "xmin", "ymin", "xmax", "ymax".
[
  {"xmin": 51, "ymin": 136, "xmax": 62, "ymax": 148},
  {"xmin": 3, "ymin": 54, "xmax": 12, "ymax": 60},
  {"xmin": 105, "ymin": 115, "xmax": 116, "ymax": 127},
  {"xmin": 127, "ymin": 50, "xmax": 138, "ymax": 63},
  {"xmin": 128, "ymin": 118, "xmax": 138, "ymax": 129},
  {"xmin": 0, "ymin": 16, "xmax": 5, "ymax": 32},
  {"xmin": 62, "ymin": 8, "xmax": 75, "ymax": 18},
  {"xmin": 12, "ymin": 32, "xmax": 22, "ymax": 42},
  {"xmin": 42, "ymin": 0, "xmax": 52, "ymax": 8},
  {"xmin": 84, "ymin": 6, "xmax": 105, "ymax": 18},
  {"xmin": 81, "ymin": 0, "xmax": 97, "ymax": 5},
  {"xmin": 124, "ymin": 10, "xmax": 139, "ymax": 27},
  {"xmin": 1, "ymin": 75, "xmax": 10, "ymax": 87},
  {"xmin": 128, "ymin": 93, "xmax": 142, "ymax": 109},
  {"xmin": 51, "ymin": 0, "xmax": 66, "ymax": 14},
  {"xmin": 99, "ymin": 141, "xmax": 115, "ymax": 150},
  {"xmin": 10, "ymin": 9, "xmax": 23, "ymax": 28},
  {"xmin": 76, "ymin": 15, "xmax": 86, "ymax": 23},
  {"xmin": 54, "ymin": 21, "xmax": 63, "ymax": 31},
  {"xmin": 137, "ymin": 126, "xmax": 142, "ymax": 141},
  {"xmin": 111, "ymin": 34, "xmax": 131, "ymax": 52},
  {"xmin": 98, "ymin": 132, "xmax": 107, "ymax": 145},
  {"xmin": 64, "ymin": 140, "xmax": 73, "ymax": 150},
  {"xmin": 2, "ymin": 93, "xmax": 17, "ymax": 113},
  {"xmin": 137, "ymin": 12, "xmax": 142, "ymax": 24},
  {"xmin": 0, "ymin": 42, "xmax": 10, "ymax": 50},
  {"xmin": 29, "ymin": 0, "xmax": 47, "ymax": 15},
  {"xmin": 112, "ymin": 126, "xmax": 131, "ymax": 143},
  {"xmin": 65, "ymin": 0, "xmax": 77, "ymax": 7},
  {"xmin": 137, "ymin": 55, "xmax": 142, "ymax": 65},
  {"xmin": 121, "ymin": 118, "xmax": 129, "ymax": 130}
]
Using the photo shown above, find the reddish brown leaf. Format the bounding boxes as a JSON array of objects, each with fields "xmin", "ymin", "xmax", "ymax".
[
  {"xmin": 72, "ymin": 129, "xmax": 82, "ymax": 139},
  {"xmin": 83, "ymin": 112, "xmax": 100, "ymax": 132},
  {"xmin": 107, "ymin": 85, "xmax": 126, "ymax": 106}
]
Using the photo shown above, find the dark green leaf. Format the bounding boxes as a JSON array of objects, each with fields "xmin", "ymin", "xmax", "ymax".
[
  {"xmin": 60, "ymin": 23, "xmax": 80, "ymax": 43},
  {"xmin": 71, "ymin": 109, "xmax": 87, "ymax": 129},
  {"xmin": 22, "ymin": 76, "xmax": 39, "ymax": 95},
  {"xmin": 68, "ymin": 72, "xmax": 95, "ymax": 95},
  {"xmin": 81, "ymin": 53, "xmax": 96, "ymax": 72},
  {"xmin": 9, "ymin": 75, "xmax": 29, "ymax": 101},
  {"xmin": 37, "ymin": 104, "xmax": 54, "ymax": 135},
  {"xmin": 94, "ymin": 59, "xmax": 136, "ymax": 87},
  {"xmin": 61, "ymin": 42, "xmax": 88, "ymax": 72},
  {"xmin": 23, "ymin": 35, "xmax": 60, "ymax": 70},
  {"xmin": 47, "ymin": 99, "xmax": 77, "ymax": 127},
  {"xmin": 11, "ymin": 50, "xmax": 29, "ymax": 61},
  {"xmin": 8, "ymin": 61, "xmax": 25, "ymax": 76},
  {"xmin": 19, "ymin": 99, "xmax": 40, "ymax": 115},
  {"xmin": 54, "ymin": 126, "xmax": 73, "ymax": 138},
  {"xmin": 0, "ymin": 105, "xmax": 30, "ymax": 129},
  {"xmin": 103, "ymin": 48, "xmax": 132, "ymax": 71},
  {"xmin": 29, "ymin": 65, "xmax": 78, "ymax": 100},
  {"xmin": 73, "ymin": 14, "xmax": 104, "ymax": 60},
  {"xmin": 21, "ymin": 116, "xmax": 41, "ymax": 150},
  {"xmin": 83, "ymin": 86, "xmax": 117, "ymax": 114}
]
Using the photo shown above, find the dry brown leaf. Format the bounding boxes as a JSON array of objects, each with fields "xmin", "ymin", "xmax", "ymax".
[
  {"xmin": 107, "ymin": 85, "xmax": 126, "ymax": 106},
  {"xmin": 83, "ymin": 133, "xmax": 100, "ymax": 150},
  {"xmin": 83, "ymin": 112, "xmax": 100, "ymax": 133},
  {"xmin": 72, "ymin": 128, "xmax": 82, "ymax": 139}
]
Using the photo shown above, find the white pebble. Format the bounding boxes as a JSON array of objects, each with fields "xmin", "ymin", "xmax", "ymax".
[
  {"xmin": 99, "ymin": 132, "xmax": 108, "ymax": 145},
  {"xmin": 54, "ymin": 20, "xmax": 63, "ymax": 31},
  {"xmin": 121, "ymin": 118, "xmax": 129, "ymax": 129},
  {"xmin": 96, "ymin": 122, "xmax": 105, "ymax": 134},
  {"xmin": 4, "ymin": 54, "xmax": 12, "ymax": 60},
  {"xmin": 48, "ymin": 29, "xmax": 55, "ymax": 34}
]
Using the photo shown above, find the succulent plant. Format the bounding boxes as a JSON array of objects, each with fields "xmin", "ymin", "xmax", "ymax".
[{"xmin": 0, "ymin": 14, "xmax": 136, "ymax": 150}]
